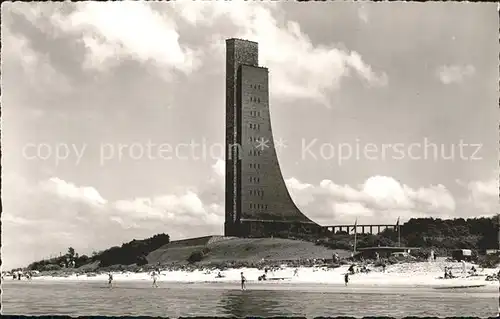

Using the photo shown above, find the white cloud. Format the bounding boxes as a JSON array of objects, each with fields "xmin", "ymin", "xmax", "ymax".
[
  {"xmin": 285, "ymin": 175, "xmax": 457, "ymax": 224},
  {"xmin": 14, "ymin": 1, "xmax": 201, "ymax": 76},
  {"xmin": 333, "ymin": 202, "xmax": 373, "ymax": 218},
  {"xmin": 170, "ymin": 1, "xmax": 387, "ymax": 106},
  {"xmin": 458, "ymin": 174, "xmax": 498, "ymax": 214},
  {"xmin": 2, "ymin": 162, "xmax": 225, "ymax": 269},
  {"xmin": 212, "ymin": 159, "xmax": 225, "ymax": 178},
  {"xmin": 5, "ymin": 1, "xmax": 386, "ymax": 106},
  {"xmin": 41, "ymin": 177, "xmax": 107, "ymax": 206},
  {"xmin": 3, "ymin": 160, "xmax": 496, "ymax": 269},
  {"xmin": 286, "ymin": 177, "xmax": 315, "ymax": 206},
  {"xmin": 436, "ymin": 64, "xmax": 475, "ymax": 84},
  {"xmin": 2, "ymin": 21, "xmax": 71, "ymax": 93}
]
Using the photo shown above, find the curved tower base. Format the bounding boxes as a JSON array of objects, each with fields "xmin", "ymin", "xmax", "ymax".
[{"xmin": 225, "ymin": 39, "xmax": 323, "ymax": 239}]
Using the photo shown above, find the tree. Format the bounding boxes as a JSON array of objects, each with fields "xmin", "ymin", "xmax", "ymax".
[{"xmin": 67, "ymin": 247, "xmax": 75, "ymax": 258}]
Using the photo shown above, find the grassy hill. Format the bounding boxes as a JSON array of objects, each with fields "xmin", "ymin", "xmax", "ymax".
[{"xmin": 147, "ymin": 236, "xmax": 350, "ymax": 265}]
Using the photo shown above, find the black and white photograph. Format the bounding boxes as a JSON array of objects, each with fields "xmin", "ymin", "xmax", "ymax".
[{"xmin": 2, "ymin": 0, "xmax": 499, "ymax": 317}]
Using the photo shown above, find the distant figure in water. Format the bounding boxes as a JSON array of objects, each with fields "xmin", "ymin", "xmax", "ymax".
[
  {"xmin": 108, "ymin": 273, "xmax": 113, "ymax": 288},
  {"xmin": 344, "ymin": 273, "xmax": 349, "ymax": 286},
  {"xmin": 293, "ymin": 268, "xmax": 299, "ymax": 277},
  {"xmin": 151, "ymin": 271, "xmax": 159, "ymax": 288},
  {"xmin": 240, "ymin": 272, "xmax": 247, "ymax": 290}
]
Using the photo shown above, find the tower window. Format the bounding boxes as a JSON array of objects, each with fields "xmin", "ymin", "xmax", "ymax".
[{"xmin": 249, "ymin": 176, "xmax": 259, "ymax": 183}]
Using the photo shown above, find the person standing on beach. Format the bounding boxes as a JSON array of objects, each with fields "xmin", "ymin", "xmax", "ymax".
[
  {"xmin": 151, "ymin": 271, "xmax": 159, "ymax": 288},
  {"xmin": 344, "ymin": 272, "xmax": 349, "ymax": 286},
  {"xmin": 240, "ymin": 272, "xmax": 247, "ymax": 290},
  {"xmin": 108, "ymin": 272, "xmax": 113, "ymax": 288}
]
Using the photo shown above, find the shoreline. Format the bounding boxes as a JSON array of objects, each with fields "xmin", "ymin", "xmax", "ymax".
[{"xmin": 15, "ymin": 262, "xmax": 500, "ymax": 289}]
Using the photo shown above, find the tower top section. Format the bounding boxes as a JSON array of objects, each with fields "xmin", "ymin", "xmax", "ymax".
[
  {"xmin": 226, "ymin": 38, "xmax": 258, "ymax": 45},
  {"xmin": 226, "ymin": 38, "xmax": 259, "ymax": 68}
]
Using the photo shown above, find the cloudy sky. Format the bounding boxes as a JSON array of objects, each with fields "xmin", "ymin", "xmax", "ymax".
[{"xmin": 2, "ymin": 1, "xmax": 498, "ymax": 269}]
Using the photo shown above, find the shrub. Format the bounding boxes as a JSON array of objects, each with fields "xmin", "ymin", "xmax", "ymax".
[
  {"xmin": 410, "ymin": 249, "xmax": 430, "ymax": 261},
  {"xmin": 387, "ymin": 256, "xmax": 399, "ymax": 265},
  {"xmin": 187, "ymin": 250, "xmax": 205, "ymax": 264},
  {"xmin": 136, "ymin": 255, "xmax": 148, "ymax": 266},
  {"xmin": 41, "ymin": 264, "xmax": 62, "ymax": 271},
  {"xmin": 478, "ymin": 254, "xmax": 500, "ymax": 268},
  {"xmin": 323, "ymin": 239, "xmax": 351, "ymax": 250}
]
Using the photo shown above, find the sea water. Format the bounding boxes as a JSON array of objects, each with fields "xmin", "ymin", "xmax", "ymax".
[{"xmin": 2, "ymin": 280, "xmax": 497, "ymax": 317}]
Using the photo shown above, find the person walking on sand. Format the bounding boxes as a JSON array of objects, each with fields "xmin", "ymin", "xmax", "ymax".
[
  {"xmin": 151, "ymin": 270, "xmax": 159, "ymax": 288},
  {"xmin": 240, "ymin": 272, "xmax": 247, "ymax": 290},
  {"xmin": 293, "ymin": 268, "xmax": 299, "ymax": 277},
  {"xmin": 344, "ymin": 272, "xmax": 349, "ymax": 286},
  {"xmin": 108, "ymin": 272, "xmax": 114, "ymax": 288}
]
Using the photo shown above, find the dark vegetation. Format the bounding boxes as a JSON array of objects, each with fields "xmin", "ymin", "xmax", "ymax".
[
  {"xmin": 477, "ymin": 254, "xmax": 500, "ymax": 268},
  {"xmin": 314, "ymin": 216, "xmax": 499, "ymax": 257},
  {"xmin": 21, "ymin": 216, "xmax": 499, "ymax": 272},
  {"xmin": 27, "ymin": 233, "xmax": 170, "ymax": 271},
  {"xmin": 187, "ymin": 247, "xmax": 211, "ymax": 264}
]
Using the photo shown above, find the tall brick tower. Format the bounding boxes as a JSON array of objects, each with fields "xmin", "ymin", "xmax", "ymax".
[{"xmin": 224, "ymin": 39, "xmax": 323, "ymax": 238}]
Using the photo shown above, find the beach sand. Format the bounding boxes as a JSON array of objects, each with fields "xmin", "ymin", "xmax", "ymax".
[{"xmin": 29, "ymin": 261, "xmax": 500, "ymax": 289}]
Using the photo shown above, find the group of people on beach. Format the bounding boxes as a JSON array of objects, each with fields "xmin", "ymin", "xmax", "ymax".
[
  {"xmin": 6, "ymin": 272, "xmax": 32, "ymax": 281},
  {"xmin": 107, "ymin": 270, "xmax": 160, "ymax": 288}
]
